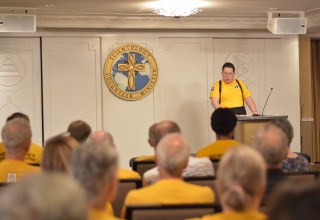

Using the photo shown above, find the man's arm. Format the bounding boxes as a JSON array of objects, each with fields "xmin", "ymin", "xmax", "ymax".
[
  {"xmin": 210, "ymin": 97, "xmax": 220, "ymax": 109},
  {"xmin": 244, "ymin": 96, "xmax": 259, "ymax": 114}
]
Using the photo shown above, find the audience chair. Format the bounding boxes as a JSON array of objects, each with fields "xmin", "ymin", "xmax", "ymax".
[
  {"xmin": 112, "ymin": 178, "xmax": 142, "ymax": 217},
  {"xmin": 131, "ymin": 159, "xmax": 156, "ymax": 177},
  {"xmin": 210, "ymin": 159, "xmax": 220, "ymax": 172},
  {"xmin": 184, "ymin": 176, "xmax": 219, "ymax": 204},
  {"xmin": 125, "ymin": 203, "xmax": 221, "ymax": 220},
  {"xmin": 285, "ymin": 170, "xmax": 319, "ymax": 181}
]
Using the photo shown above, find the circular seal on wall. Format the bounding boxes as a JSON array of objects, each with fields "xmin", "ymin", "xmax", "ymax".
[{"xmin": 104, "ymin": 44, "xmax": 158, "ymax": 101}]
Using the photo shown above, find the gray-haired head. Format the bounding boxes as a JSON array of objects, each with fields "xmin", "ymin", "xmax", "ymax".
[
  {"xmin": 253, "ymin": 123, "xmax": 288, "ymax": 168},
  {"xmin": 156, "ymin": 133, "xmax": 190, "ymax": 177},
  {"xmin": 269, "ymin": 118, "xmax": 293, "ymax": 146},
  {"xmin": 88, "ymin": 130, "xmax": 115, "ymax": 147},
  {"xmin": 217, "ymin": 146, "xmax": 266, "ymax": 211},
  {"xmin": 1, "ymin": 118, "xmax": 32, "ymax": 154},
  {"xmin": 69, "ymin": 139, "xmax": 118, "ymax": 204},
  {"xmin": 153, "ymin": 120, "xmax": 181, "ymax": 146},
  {"xmin": 0, "ymin": 173, "xmax": 87, "ymax": 220}
]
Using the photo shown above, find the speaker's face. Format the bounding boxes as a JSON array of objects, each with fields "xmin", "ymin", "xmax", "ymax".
[{"xmin": 222, "ymin": 67, "xmax": 235, "ymax": 84}]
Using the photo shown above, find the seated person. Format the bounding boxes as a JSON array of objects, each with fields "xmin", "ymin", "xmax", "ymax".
[
  {"xmin": 0, "ymin": 173, "xmax": 87, "ymax": 220},
  {"xmin": 89, "ymin": 130, "xmax": 140, "ymax": 179},
  {"xmin": 143, "ymin": 120, "xmax": 214, "ymax": 186},
  {"xmin": 70, "ymin": 139, "xmax": 120, "ymax": 220},
  {"xmin": 253, "ymin": 123, "xmax": 288, "ymax": 206},
  {"xmin": 0, "ymin": 112, "xmax": 43, "ymax": 165},
  {"xmin": 67, "ymin": 120, "xmax": 92, "ymax": 143},
  {"xmin": 196, "ymin": 108, "xmax": 240, "ymax": 159},
  {"xmin": 195, "ymin": 146, "xmax": 267, "ymax": 220},
  {"xmin": 0, "ymin": 118, "xmax": 40, "ymax": 183},
  {"xmin": 269, "ymin": 118, "xmax": 309, "ymax": 172},
  {"xmin": 134, "ymin": 123, "xmax": 157, "ymax": 162},
  {"xmin": 41, "ymin": 133, "xmax": 79, "ymax": 172},
  {"xmin": 268, "ymin": 180, "xmax": 320, "ymax": 220},
  {"xmin": 122, "ymin": 134, "xmax": 215, "ymax": 218}
]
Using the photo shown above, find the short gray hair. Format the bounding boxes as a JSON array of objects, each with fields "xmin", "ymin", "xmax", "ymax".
[
  {"xmin": 253, "ymin": 123, "xmax": 288, "ymax": 167},
  {"xmin": 69, "ymin": 140, "xmax": 118, "ymax": 201},
  {"xmin": 1, "ymin": 118, "xmax": 32, "ymax": 153},
  {"xmin": 156, "ymin": 133, "xmax": 190, "ymax": 177},
  {"xmin": 0, "ymin": 173, "xmax": 87, "ymax": 220}
]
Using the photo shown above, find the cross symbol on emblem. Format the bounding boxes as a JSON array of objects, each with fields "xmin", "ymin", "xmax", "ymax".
[{"xmin": 118, "ymin": 54, "xmax": 146, "ymax": 90}]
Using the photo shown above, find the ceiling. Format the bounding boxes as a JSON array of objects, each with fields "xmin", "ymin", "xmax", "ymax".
[{"xmin": 1, "ymin": 0, "xmax": 320, "ymax": 33}]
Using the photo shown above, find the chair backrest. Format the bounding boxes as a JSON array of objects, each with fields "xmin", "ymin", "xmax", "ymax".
[
  {"xmin": 125, "ymin": 204, "xmax": 221, "ymax": 220},
  {"xmin": 112, "ymin": 179, "xmax": 142, "ymax": 217},
  {"xmin": 184, "ymin": 176, "xmax": 219, "ymax": 205},
  {"xmin": 285, "ymin": 170, "xmax": 320, "ymax": 181},
  {"xmin": 132, "ymin": 160, "xmax": 157, "ymax": 177},
  {"xmin": 210, "ymin": 159, "xmax": 220, "ymax": 172}
]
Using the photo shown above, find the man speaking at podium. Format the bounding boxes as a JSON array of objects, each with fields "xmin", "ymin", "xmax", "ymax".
[{"xmin": 210, "ymin": 62, "xmax": 259, "ymax": 115}]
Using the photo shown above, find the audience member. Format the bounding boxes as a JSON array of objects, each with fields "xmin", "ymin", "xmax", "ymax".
[
  {"xmin": 69, "ymin": 139, "xmax": 119, "ymax": 220},
  {"xmin": 269, "ymin": 118, "xmax": 309, "ymax": 171},
  {"xmin": 123, "ymin": 133, "xmax": 215, "ymax": 218},
  {"xmin": 41, "ymin": 133, "xmax": 79, "ymax": 173},
  {"xmin": 252, "ymin": 123, "xmax": 288, "ymax": 206},
  {"xmin": 134, "ymin": 123, "xmax": 157, "ymax": 161},
  {"xmin": 0, "ymin": 173, "xmax": 87, "ymax": 220},
  {"xmin": 67, "ymin": 120, "xmax": 92, "ymax": 143},
  {"xmin": 0, "ymin": 112, "xmax": 43, "ymax": 165},
  {"xmin": 0, "ymin": 118, "xmax": 40, "ymax": 183},
  {"xmin": 196, "ymin": 146, "xmax": 267, "ymax": 220},
  {"xmin": 143, "ymin": 120, "xmax": 214, "ymax": 186},
  {"xmin": 196, "ymin": 108, "xmax": 240, "ymax": 159},
  {"xmin": 89, "ymin": 130, "xmax": 140, "ymax": 179},
  {"xmin": 268, "ymin": 180, "xmax": 320, "ymax": 220}
]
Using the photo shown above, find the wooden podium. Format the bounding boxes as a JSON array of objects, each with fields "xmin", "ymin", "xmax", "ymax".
[{"xmin": 234, "ymin": 115, "xmax": 288, "ymax": 146}]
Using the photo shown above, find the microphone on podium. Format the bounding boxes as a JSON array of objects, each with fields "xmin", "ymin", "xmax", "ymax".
[{"xmin": 261, "ymin": 87, "xmax": 274, "ymax": 116}]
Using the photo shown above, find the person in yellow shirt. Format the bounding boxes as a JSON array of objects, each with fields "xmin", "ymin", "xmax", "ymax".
[
  {"xmin": 122, "ymin": 134, "xmax": 215, "ymax": 219},
  {"xmin": 0, "ymin": 112, "xmax": 43, "ymax": 165},
  {"xmin": 89, "ymin": 130, "xmax": 141, "ymax": 180},
  {"xmin": 194, "ymin": 146, "xmax": 267, "ymax": 220},
  {"xmin": 196, "ymin": 108, "xmax": 240, "ymax": 160},
  {"xmin": 0, "ymin": 118, "xmax": 40, "ymax": 183},
  {"xmin": 70, "ymin": 138, "xmax": 121, "ymax": 220},
  {"xmin": 210, "ymin": 62, "xmax": 259, "ymax": 115}
]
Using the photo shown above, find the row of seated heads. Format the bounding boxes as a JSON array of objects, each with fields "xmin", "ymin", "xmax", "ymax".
[{"xmin": 0, "ymin": 111, "xmax": 318, "ymax": 220}]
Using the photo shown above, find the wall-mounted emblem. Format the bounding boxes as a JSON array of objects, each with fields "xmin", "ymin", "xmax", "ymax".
[{"xmin": 104, "ymin": 44, "xmax": 158, "ymax": 101}]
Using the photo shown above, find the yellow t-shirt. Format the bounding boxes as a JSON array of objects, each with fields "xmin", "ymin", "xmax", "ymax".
[
  {"xmin": 195, "ymin": 140, "xmax": 240, "ymax": 160},
  {"xmin": 0, "ymin": 160, "xmax": 40, "ymax": 183},
  {"xmin": 194, "ymin": 210, "xmax": 267, "ymax": 220},
  {"xmin": 0, "ymin": 142, "xmax": 43, "ymax": 165},
  {"xmin": 122, "ymin": 178, "xmax": 215, "ymax": 218},
  {"xmin": 118, "ymin": 169, "xmax": 141, "ymax": 180},
  {"xmin": 210, "ymin": 79, "xmax": 251, "ymax": 108},
  {"xmin": 134, "ymin": 155, "xmax": 154, "ymax": 162},
  {"xmin": 89, "ymin": 208, "xmax": 121, "ymax": 220}
]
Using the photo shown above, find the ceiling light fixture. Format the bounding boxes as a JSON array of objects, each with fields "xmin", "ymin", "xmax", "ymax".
[{"xmin": 150, "ymin": 0, "xmax": 206, "ymax": 18}]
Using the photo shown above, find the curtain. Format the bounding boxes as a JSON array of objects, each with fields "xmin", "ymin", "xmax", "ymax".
[{"xmin": 311, "ymin": 40, "xmax": 320, "ymax": 161}]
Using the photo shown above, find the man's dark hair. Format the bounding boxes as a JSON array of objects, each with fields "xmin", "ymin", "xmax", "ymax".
[
  {"xmin": 6, "ymin": 112, "xmax": 29, "ymax": 122},
  {"xmin": 67, "ymin": 120, "xmax": 92, "ymax": 143},
  {"xmin": 211, "ymin": 108, "xmax": 237, "ymax": 136},
  {"xmin": 222, "ymin": 62, "xmax": 235, "ymax": 72}
]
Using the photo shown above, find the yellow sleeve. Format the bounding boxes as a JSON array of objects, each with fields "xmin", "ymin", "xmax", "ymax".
[
  {"xmin": 238, "ymin": 80, "xmax": 252, "ymax": 98},
  {"xmin": 209, "ymin": 81, "xmax": 220, "ymax": 98}
]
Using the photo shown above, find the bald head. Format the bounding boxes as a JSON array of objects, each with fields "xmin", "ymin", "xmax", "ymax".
[
  {"xmin": 153, "ymin": 120, "xmax": 181, "ymax": 146},
  {"xmin": 89, "ymin": 131, "xmax": 115, "ymax": 147},
  {"xmin": 156, "ymin": 133, "xmax": 190, "ymax": 177},
  {"xmin": 253, "ymin": 123, "xmax": 288, "ymax": 168}
]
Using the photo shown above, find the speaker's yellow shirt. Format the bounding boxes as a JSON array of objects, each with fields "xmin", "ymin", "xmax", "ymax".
[
  {"xmin": 0, "ymin": 142, "xmax": 43, "ymax": 165},
  {"xmin": 196, "ymin": 140, "xmax": 240, "ymax": 160},
  {"xmin": 122, "ymin": 178, "xmax": 215, "ymax": 218},
  {"xmin": 0, "ymin": 160, "xmax": 40, "ymax": 183},
  {"xmin": 210, "ymin": 79, "xmax": 251, "ymax": 108}
]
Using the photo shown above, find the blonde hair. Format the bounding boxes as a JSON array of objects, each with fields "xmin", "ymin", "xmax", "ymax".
[
  {"xmin": 217, "ymin": 146, "xmax": 266, "ymax": 211},
  {"xmin": 42, "ymin": 134, "xmax": 79, "ymax": 172}
]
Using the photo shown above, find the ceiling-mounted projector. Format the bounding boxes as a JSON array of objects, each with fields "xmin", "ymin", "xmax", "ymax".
[
  {"xmin": 0, "ymin": 8, "xmax": 36, "ymax": 32},
  {"xmin": 267, "ymin": 11, "xmax": 307, "ymax": 34}
]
